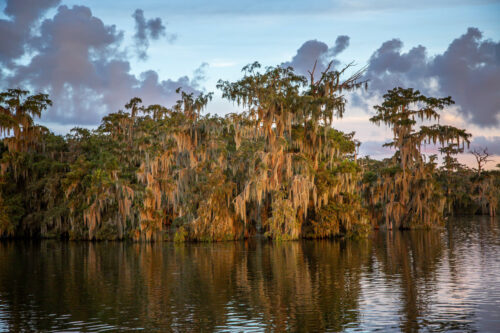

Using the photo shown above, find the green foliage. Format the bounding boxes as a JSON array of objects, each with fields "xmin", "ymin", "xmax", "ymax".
[
  {"xmin": 174, "ymin": 226, "xmax": 188, "ymax": 243},
  {"xmin": 366, "ymin": 88, "xmax": 471, "ymax": 229},
  {"xmin": 0, "ymin": 71, "xmax": 493, "ymax": 241}
]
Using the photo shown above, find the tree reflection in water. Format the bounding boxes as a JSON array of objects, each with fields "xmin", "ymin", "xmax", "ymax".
[{"xmin": 0, "ymin": 217, "xmax": 499, "ymax": 332}]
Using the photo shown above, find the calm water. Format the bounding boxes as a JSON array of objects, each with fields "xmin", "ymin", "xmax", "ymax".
[{"xmin": 0, "ymin": 217, "xmax": 499, "ymax": 332}]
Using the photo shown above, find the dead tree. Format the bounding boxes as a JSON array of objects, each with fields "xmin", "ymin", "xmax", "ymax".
[{"xmin": 471, "ymin": 147, "xmax": 491, "ymax": 175}]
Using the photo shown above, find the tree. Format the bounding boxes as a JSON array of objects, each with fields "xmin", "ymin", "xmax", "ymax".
[
  {"xmin": 218, "ymin": 62, "xmax": 369, "ymax": 239},
  {"xmin": 469, "ymin": 148, "xmax": 498, "ymax": 216},
  {"xmin": 0, "ymin": 89, "xmax": 55, "ymax": 237},
  {"xmin": 369, "ymin": 87, "xmax": 470, "ymax": 228},
  {"xmin": 471, "ymin": 147, "xmax": 491, "ymax": 176}
]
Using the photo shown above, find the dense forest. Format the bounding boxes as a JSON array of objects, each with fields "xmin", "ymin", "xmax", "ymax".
[{"xmin": 0, "ymin": 63, "xmax": 498, "ymax": 241}]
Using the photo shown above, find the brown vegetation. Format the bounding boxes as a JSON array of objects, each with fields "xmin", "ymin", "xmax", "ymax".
[{"xmin": 1, "ymin": 65, "xmax": 498, "ymax": 241}]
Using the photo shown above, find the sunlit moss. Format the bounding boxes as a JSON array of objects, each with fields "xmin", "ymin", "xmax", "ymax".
[{"xmin": 0, "ymin": 73, "xmax": 496, "ymax": 241}]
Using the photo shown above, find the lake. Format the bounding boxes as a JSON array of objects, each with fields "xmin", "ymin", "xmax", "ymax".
[{"xmin": 0, "ymin": 216, "xmax": 499, "ymax": 332}]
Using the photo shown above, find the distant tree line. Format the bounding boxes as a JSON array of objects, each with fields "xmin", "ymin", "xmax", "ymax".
[{"xmin": 1, "ymin": 63, "xmax": 498, "ymax": 241}]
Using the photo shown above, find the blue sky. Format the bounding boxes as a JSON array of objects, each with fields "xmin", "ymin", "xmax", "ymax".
[
  {"xmin": 62, "ymin": 0, "xmax": 500, "ymax": 83},
  {"xmin": 1, "ymin": 0, "xmax": 499, "ymax": 166}
]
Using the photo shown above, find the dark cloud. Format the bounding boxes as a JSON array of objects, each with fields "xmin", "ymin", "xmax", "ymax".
[
  {"xmin": 4, "ymin": 0, "xmax": 60, "ymax": 25},
  {"xmin": 0, "ymin": 0, "xmax": 60, "ymax": 64},
  {"xmin": 282, "ymin": 40, "xmax": 327, "ymax": 76},
  {"xmin": 430, "ymin": 28, "xmax": 500, "ymax": 127},
  {"xmin": 470, "ymin": 136, "xmax": 500, "ymax": 155},
  {"xmin": 192, "ymin": 62, "xmax": 209, "ymax": 88},
  {"xmin": 282, "ymin": 35, "xmax": 350, "ymax": 76},
  {"xmin": 3, "ymin": 4, "xmax": 201, "ymax": 125},
  {"xmin": 329, "ymin": 35, "xmax": 350, "ymax": 56},
  {"xmin": 364, "ymin": 28, "xmax": 500, "ymax": 127},
  {"xmin": 364, "ymin": 40, "xmax": 427, "ymax": 92},
  {"xmin": 132, "ymin": 9, "xmax": 176, "ymax": 60}
]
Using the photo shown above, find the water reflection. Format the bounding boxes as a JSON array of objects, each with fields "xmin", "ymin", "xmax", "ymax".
[{"xmin": 0, "ymin": 217, "xmax": 499, "ymax": 332}]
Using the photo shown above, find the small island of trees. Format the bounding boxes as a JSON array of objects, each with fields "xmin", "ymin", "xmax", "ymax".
[{"xmin": 1, "ymin": 63, "xmax": 498, "ymax": 241}]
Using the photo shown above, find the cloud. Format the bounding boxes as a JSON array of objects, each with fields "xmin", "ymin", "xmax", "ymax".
[
  {"xmin": 358, "ymin": 140, "xmax": 394, "ymax": 158},
  {"xmin": 364, "ymin": 40, "xmax": 428, "ymax": 93},
  {"xmin": 1, "ymin": 4, "xmax": 201, "ymax": 126},
  {"xmin": 281, "ymin": 35, "xmax": 350, "ymax": 76},
  {"xmin": 0, "ymin": 0, "xmax": 61, "ymax": 65},
  {"xmin": 363, "ymin": 27, "xmax": 500, "ymax": 128},
  {"xmin": 132, "ymin": 9, "xmax": 176, "ymax": 60},
  {"xmin": 470, "ymin": 136, "xmax": 500, "ymax": 155},
  {"xmin": 192, "ymin": 62, "xmax": 209, "ymax": 88},
  {"xmin": 329, "ymin": 35, "xmax": 350, "ymax": 56},
  {"xmin": 430, "ymin": 28, "xmax": 500, "ymax": 127}
]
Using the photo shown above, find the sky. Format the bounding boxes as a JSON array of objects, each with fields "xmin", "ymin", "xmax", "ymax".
[{"xmin": 1, "ymin": 0, "xmax": 499, "ymax": 167}]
